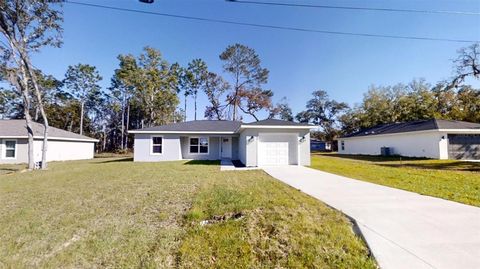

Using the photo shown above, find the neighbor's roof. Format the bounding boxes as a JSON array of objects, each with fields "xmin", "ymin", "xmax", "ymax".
[
  {"xmin": 0, "ymin": 120, "xmax": 98, "ymax": 142},
  {"xmin": 342, "ymin": 119, "xmax": 480, "ymax": 138},
  {"xmin": 129, "ymin": 119, "xmax": 313, "ymax": 133},
  {"xmin": 129, "ymin": 120, "xmax": 242, "ymax": 133}
]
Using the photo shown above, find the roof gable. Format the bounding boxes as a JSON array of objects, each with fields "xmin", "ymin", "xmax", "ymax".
[{"xmin": 0, "ymin": 120, "xmax": 98, "ymax": 141}]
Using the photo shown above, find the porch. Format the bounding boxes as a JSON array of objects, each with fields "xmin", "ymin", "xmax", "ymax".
[{"xmin": 179, "ymin": 135, "xmax": 239, "ymax": 160}]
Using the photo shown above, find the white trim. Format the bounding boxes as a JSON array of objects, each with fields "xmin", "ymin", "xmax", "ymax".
[
  {"xmin": 188, "ymin": 136, "xmax": 210, "ymax": 155},
  {"xmin": 240, "ymin": 125, "xmax": 314, "ymax": 130},
  {"xmin": 2, "ymin": 138, "xmax": 17, "ymax": 160},
  {"xmin": 297, "ymin": 135, "xmax": 301, "ymax": 166},
  {"xmin": 150, "ymin": 135, "xmax": 163, "ymax": 155},
  {"xmin": 439, "ymin": 129, "xmax": 480, "ymax": 133},
  {"xmin": 128, "ymin": 130, "xmax": 236, "ymax": 134},
  {"xmin": 0, "ymin": 136, "xmax": 98, "ymax": 142}
]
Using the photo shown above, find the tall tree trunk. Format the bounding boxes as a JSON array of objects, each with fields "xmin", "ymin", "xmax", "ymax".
[
  {"xmin": 80, "ymin": 101, "xmax": 85, "ymax": 136},
  {"xmin": 14, "ymin": 75, "xmax": 35, "ymax": 170},
  {"xmin": 125, "ymin": 103, "xmax": 130, "ymax": 149},
  {"xmin": 184, "ymin": 94, "xmax": 187, "ymax": 121},
  {"xmin": 103, "ymin": 126, "xmax": 107, "ymax": 151},
  {"xmin": 23, "ymin": 59, "xmax": 49, "ymax": 169},
  {"xmin": 6, "ymin": 40, "xmax": 35, "ymax": 169},
  {"xmin": 34, "ymin": 106, "xmax": 39, "ymax": 121},
  {"xmin": 232, "ymin": 72, "xmax": 240, "ymax": 121},
  {"xmin": 194, "ymin": 93, "xmax": 197, "ymax": 120},
  {"xmin": 120, "ymin": 93, "xmax": 125, "ymax": 150}
]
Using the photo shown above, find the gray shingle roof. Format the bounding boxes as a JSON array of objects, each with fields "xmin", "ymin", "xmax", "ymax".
[
  {"xmin": 342, "ymin": 119, "xmax": 480, "ymax": 138},
  {"xmin": 130, "ymin": 120, "xmax": 242, "ymax": 132},
  {"xmin": 129, "ymin": 119, "xmax": 313, "ymax": 133},
  {"xmin": 0, "ymin": 120, "xmax": 98, "ymax": 141},
  {"xmin": 242, "ymin": 119, "xmax": 313, "ymax": 127}
]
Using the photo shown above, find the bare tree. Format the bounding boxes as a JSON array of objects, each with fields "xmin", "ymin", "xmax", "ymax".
[
  {"xmin": 0, "ymin": 0, "xmax": 63, "ymax": 169},
  {"xmin": 451, "ymin": 43, "xmax": 480, "ymax": 87}
]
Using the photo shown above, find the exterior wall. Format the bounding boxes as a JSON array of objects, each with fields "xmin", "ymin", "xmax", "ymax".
[
  {"xmin": 338, "ymin": 131, "xmax": 444, "ymax": 159},
  {"xmin": 439, "ymin": 132, "xmax": 449, "ymax": 159},
  {"xmin": 298, "ymin": 132, "xmax": 311, "ymax": 165},
  {"xmin": 239, "ymin": 128, "xmax": 311, "ymax": 167},
  {"xmin": 0, "ymin": 138, "xmax": 95, "ymax": 164},
  {"xmin": 239, "ymin": 132, "xmax": 247, "ymax": 165},
  {"xmin": 0, "ymin": 138, "xmax": 28, "ymax": 164},
  {"xmin": 231, "ymin": 136, "xmax": 239, "ymax": 160},
  {"xmin": 180, "ymin": 136, "xmax": 220, "ymax": 160},
  {"xmin": 33, "ymin": 139, "xmax": 94, "ymax": 162},
  {"xmin": 133, "ymin": 133, "xmax": 182, "ymax": 162}
]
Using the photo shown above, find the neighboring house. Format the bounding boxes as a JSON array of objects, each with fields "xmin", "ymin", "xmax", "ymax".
[
  {"xmin": 129, "ymin": 119, "xmax": 313, "ymax": 166},
  {"xmin": 0, "ymin": 119, "xmax": 98, "ymax": 164},
  {"xmin": 338, "ymin": 119, "xmax": 480, "ymax": 160},
  {"xmin": 310, "ymin": 139, "xmax": 331, "ymax": 151}
]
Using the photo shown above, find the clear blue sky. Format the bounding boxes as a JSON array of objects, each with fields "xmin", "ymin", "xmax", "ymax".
[{"xmin": 33, "ymin": 0, "xmax": 480, "ymax": 121}]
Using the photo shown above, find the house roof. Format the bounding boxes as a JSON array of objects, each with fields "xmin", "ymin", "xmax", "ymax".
[
  {"xmin": 129, "ymin": 120, "xmax": 242, "ymax": 133},
  {"xmin": 129, "ymin": 119, "xmax": 313, "ymax": 134},
  {"xmin": 242, "ymin": 119, "xmax": 312, "ymax": 127},
  {"xmin": 342, "ymin": 119, "xmax": 480, "ymax": 138},
  {"xmin": 0, "ymin": 120, "xmax": 98, "ymax": 142}
]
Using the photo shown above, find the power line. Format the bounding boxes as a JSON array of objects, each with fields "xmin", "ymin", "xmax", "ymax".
[
  {"xmin": 65, "ymin": 1, "xmax": 479, "ymax": 43},
  {"xmin": 226, "ymin": 0, "xmax": 480, "ymax": 16}
]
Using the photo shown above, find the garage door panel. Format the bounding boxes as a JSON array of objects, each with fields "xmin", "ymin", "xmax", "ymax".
[
  {"xmin": 260, "ymin": 142, "xmax": 289, "ymax": 166},
  {"xmin": 448, "ymin": 134, "xmax": 480, "ymax": 160}
]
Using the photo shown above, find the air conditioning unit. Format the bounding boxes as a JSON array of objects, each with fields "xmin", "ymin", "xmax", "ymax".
[{"xmin": 381, "ymin": 147, "xmax": 393, "ymax": 156}]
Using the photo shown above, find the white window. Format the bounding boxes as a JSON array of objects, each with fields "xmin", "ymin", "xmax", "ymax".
[
  {"xmin": 341, "ymin": 141, "xmax": 345, "ymax": 151},
  {"xmin": 189, "ymin": 137, "xmax": 208, "ymax": 154},
  {"xmin": 151, "ymin": 136, "xmax": 162, "ymax": 154},
  {"xmin": 4, "ymin": 140, "xmax": 16, "ymax": 159}
]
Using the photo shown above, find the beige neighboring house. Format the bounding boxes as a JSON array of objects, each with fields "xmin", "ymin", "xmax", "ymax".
[
  {"xmin": 129, "ymin": 119, "xmax": 314, "ymax": 167},
  {"xmin": 0, "ymin": 119, "xmax": 98, "ymax": 164}
]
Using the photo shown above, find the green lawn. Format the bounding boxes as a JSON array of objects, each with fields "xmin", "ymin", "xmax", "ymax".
[
  {"xmin": 311, "ymin": 153, "xmax": 480, "ymax": 207},
  {"xmin": 0, "ymin": 158, "xmax": 375, "ymax": 268}
]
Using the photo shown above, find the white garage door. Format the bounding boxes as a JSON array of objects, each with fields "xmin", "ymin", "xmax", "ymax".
[{"xmin": 259, "ymin": 142, "xmax": 289, "ymax": 166}]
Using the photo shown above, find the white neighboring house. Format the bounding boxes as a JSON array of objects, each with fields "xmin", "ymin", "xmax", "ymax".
[
  {"xmin": 129, "ymin": 119, "xmax": 314, "ymax": 166},
  {"xmin": 338, "ymin": 119, "xmax": 480, "ymax": 160},
  {"xmin": 0, "ymin": 119, "xmax": 98, "ymax": 164}
]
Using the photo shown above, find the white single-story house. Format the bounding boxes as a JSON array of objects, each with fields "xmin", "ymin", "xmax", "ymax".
[
  {"xmin": 0, "ymin": 119, "xmax": 98, "ymax": 164},
  {"xmin": 129, "ymin": 119, "xmax": 313, "ymax": 166},
  {"xmin": 338, "ymin": 119, "xmax": 480, "ymax": 160}
]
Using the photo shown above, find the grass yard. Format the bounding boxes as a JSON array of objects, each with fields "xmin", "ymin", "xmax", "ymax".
[
  {"xmin": 311, "ymin": 153, "xmax": 480, "ymax": 207},
  {"xmin": 0, "ymin": 158, "xmax": 375, "ymax": 268}
]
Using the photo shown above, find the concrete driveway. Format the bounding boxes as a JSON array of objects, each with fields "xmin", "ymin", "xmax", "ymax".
[{"xmin": 263, "ymin": 166, "xmax": 480, "ymax": 269}]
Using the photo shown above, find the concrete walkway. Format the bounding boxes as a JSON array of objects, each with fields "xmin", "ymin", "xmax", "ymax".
[{"xmin": 263, "ymin": 166, "xmax": 480, "ymax": 269}]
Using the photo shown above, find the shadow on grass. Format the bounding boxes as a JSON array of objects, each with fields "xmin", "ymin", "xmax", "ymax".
[
  {"xmin": 0, "ymin": 168, "xmax": 21, "ymax": 175},
  {"xmin": 184, "ymin": 160, "xmax": 220, "ymax": 165},
  {"xmin": 315, "ymin": 152, "xmax": 480, "ymax": 172},
  {"xmin": 313, "ymin": 153, "xmax": 428, "ymax": 163},
  {"xmin": 377, "ymin": 162, "xmax": 480, "ymax": 172},
  {"xmin": 96, "ymin": 157, "xmax": 134, "ymax": 163}
]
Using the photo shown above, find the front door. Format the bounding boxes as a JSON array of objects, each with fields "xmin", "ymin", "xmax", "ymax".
[{"xmin": 221, "ymin": 137, "xmax": 232, "ymax": 158}]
